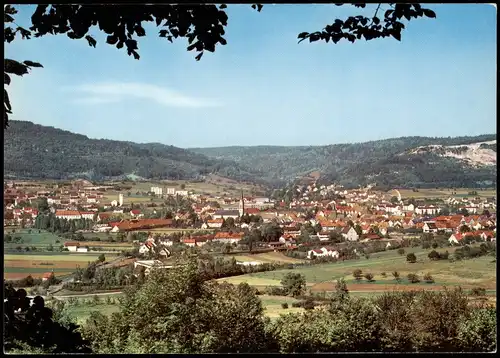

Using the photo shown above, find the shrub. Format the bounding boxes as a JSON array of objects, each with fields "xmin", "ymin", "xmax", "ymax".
[
  {"xmin": 428, "ymin": 250, "xmax": 441, "ymax": 261},
  {"xmin": 469, "ymin": 287, "xmax": 486, "ymax": 297},
  {"xmin": 280, "ymin": 273, "xmax": 306, "ymax": 297},
  {"xmin": 291, "ymin": 302, "xmax": 301, "ymax": 308},
  {"xmin": 397, "ymin": 248, "xmax": 405, "ymax": 256},
  {"xmin": 364, "ymin": 273, "xmax": 374, "ymax": 282},
  {"xmin": 265, "ymin": 286, "xmax": 286, "ymax": 296},
  {"xmin": 281, "ymin": 303, "xmax": 289, "ymax": 309},
  {"xmin": 423, "ymin": 273, "xmax": 434, "ymax": 283},
  {"xmin": 381, "ymin": 272, "xmax": 387, "ymax": 278},
  {"xmin": 392, "ymin": 271, "xmax": 400, "ymax": 281},
  {"xmin": 352, "ymin": 269, "xmax": 363, "ymax": 281},
  {"xmin": 301, "ymin": 297, "xmax": 316, "ymax": 310},
  {"xmin": 407, "ymin": 273, "xmax": 420, "ymax": 283},
  {"xmin": 456, "ymin": 308, "xmax": 497, "ymax": 352},
  {"xmin": 406, "ymin": 253, "xmax": 417, "ymax": 263}
]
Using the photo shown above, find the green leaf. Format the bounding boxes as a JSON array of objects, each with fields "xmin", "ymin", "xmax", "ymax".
[
  {"xmin": 23, "ymin": 61, "xmax": 43, "ymax": 68},
  {"xmin": 4, "ymin": 14, "xmax": 14, "ymax": 22},
  {"xmin": 106, "ymin": 35, "xmax": 118, "ymax": 45},
  {"xmin": 4, "ymin": 59, "xmax": 29, "ymax": 76},
  {"xmin": 195, "ymin": 52, "xmax": 203, "ymax": 61},
  {"xmin": 4, "ymin": 73, "xmax": 11, "ymax": 85},
  {"xmin": 85, "ymin": 35, "xmax": 97, "ymax": 48},
  {"xmin": 4, "ymin": 5, "xmax": 18, "ymax": 15},
  {"xmin": 391, "ymin": 30, "xmax": 401, "ymax": 41},
  {"xmin": 219, "ymin": 4, "xmax": 227, "ymax": 9},
  {"xmin": 423, "ymin": 9, "xmax": 436, "ymax": 18}
]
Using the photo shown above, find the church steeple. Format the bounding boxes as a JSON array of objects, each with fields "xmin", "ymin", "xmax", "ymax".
[{"xmin": 239, "ymin": 190, "xmax": 245, "ymax": 217}]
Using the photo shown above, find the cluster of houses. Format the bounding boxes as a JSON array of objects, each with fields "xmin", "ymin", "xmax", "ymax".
[{"xmin": 4, "ymin": 181, "xmax": 497, "ymax": 259}]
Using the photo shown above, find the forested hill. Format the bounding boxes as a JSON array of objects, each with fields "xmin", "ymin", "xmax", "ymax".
[
  {"xmin": 191, "ymin": 135, "xmax": 497, "ymax": 189},
  {"xmin": 3, "ymin": 121, "xmax": 263, "ymax": 183},
  {"xmin": 4, "ymin": 121, "xmax": 496, "ymax": 189}
]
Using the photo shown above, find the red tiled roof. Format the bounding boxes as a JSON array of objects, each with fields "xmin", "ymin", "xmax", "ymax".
[
  {"xmin": 64, "ymin": 242, "xmax": 80, "ymax": 247},
  {"xmin": 55, "ymin": 210, "xmax": 81, "ymax": 216},
  {"xmin": 214, "ymin": 232, "xmax": 244, "ymax": 239}
]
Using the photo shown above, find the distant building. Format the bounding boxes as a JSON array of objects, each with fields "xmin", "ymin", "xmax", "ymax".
[
  {"xmin": 64, "ymin": 242, "xmax": 80, "ymax": 252},
  {"xmin": 118, "ymin": 194, "xmax": 124, "ymax": 207},
  {"xmin": 166, "ymin": 187, "xmax": 176, "ymax": 195},
  {"xmin": 151, "ymin": 186, "xmax": 163, "ymax": 196},
  {"xmin": 212, "ymin": 210, "xmax": 240, "ymax": 220}
]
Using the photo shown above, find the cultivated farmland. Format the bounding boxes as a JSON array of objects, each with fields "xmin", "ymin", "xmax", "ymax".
[
  {"xmin": 4, "ymin": 229, "xmax": 66, "ymax": 250},
  {"xmin": 218, "ymin": 246, "xmax": 496, "ymax": 294},
  {"xmin": 3, "ymin": 252, "xmax": 121, "ymax": 280}
]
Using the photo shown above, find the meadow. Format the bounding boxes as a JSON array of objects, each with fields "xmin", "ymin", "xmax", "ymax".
[
  {"xmin": 4, "ymin": 229, "xmax": 66, "ymax": 250},
  {"xmin": 397, "ymin": 188, "xmax": 496, "ymax": 199},
  {"xmin": 4, "ymin": 252, "xmax": 121, "ymax": 280},
  {"xmin": 51, "ymin": 293, "xmax": 304, "ymax": 324},
  {"xmin": 218, "ymin": 246, "xmax": 496, "ymax": 293},
  {"xmin": 105, "ymin": 178, "xmax": 264, "ymax": 202},
  {"xmin": 227, "ymin": 251, "xmax": 306, "ymax": 264}
]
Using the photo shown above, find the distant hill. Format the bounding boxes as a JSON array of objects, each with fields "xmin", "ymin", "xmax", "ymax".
[
  {"xmin": 3, "ymin": 121, "xmax": 263, "ymax": 183},
  {"xmin": 191, "ymin": 135, "xmax": 497, "ymax": 189},
  {"xmin": 4, "ymin": 121, "xmax": 496, "ymax": 189}
]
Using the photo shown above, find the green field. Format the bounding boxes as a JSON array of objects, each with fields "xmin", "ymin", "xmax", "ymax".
[
  {"xmin": 64, "ymin": 304, "xmax": 121, "ymax": 325},
  {"xmin": 218, "ymin": 246, "xmax": 496, "ymax": 291},
  {"xmin": 4, "ymin": 229, "xmax": 66, "ymax": 250},
  {"xmin": 52, "ymin": 294, "xmax": 303, "ymax": 324},
  {"xmin": 397, "ymin": 188, "xmax": 496, "ymax": 199},
  {"xmin": 228, "ymin": 252, "xmax": 306, "ymax": 264},
  {"xmin": 4, "ymin": 252, "xmax": 121, "ymax": 280},
  {"xmin": 4, "ymin": 253, "xmax": 119, "ymax": 261},
  {"xmin": 259, "ymin": 295, "xmax": 304, "ymax": 318}
]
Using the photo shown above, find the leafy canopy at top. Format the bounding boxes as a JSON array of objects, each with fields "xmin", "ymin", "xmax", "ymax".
[{"xmin": 4, "ymin": 3, "xmax": 436, "ymax": 128}]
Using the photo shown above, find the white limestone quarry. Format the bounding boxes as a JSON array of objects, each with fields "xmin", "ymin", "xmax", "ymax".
[{"xmin": 403, "ymin": 140, "xmax": 496, "ymax": 167}]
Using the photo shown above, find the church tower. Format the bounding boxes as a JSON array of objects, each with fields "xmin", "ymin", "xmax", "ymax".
[{"xmin": 238, "ymin": 190, "xmax": 245, "ymax": 217}]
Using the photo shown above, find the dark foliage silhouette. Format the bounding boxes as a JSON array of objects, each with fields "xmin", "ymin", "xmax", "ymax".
[{"xmin": 3, "ymin": 283, "xmax": 91, "ymax": 353}]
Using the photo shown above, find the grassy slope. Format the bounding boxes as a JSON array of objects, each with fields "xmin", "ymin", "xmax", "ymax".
[
  {"xmin": 4, "ymin": 229, "xmax": 66, "ymax": 249},
  {"xmin": 59, "ymin": 294, "xmax": 304, "ymax": 324},
  {"xmin": 218, "ymin": 246, "xmax": 496, "ymax": 290}
]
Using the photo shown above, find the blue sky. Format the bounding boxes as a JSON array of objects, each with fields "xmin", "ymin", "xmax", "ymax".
[{"xmin": 7, "ymin": 4, "xmax": 497, "ymax": 148}]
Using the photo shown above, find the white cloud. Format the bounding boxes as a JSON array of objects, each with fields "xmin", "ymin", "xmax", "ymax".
[
  {"xmin": 72, "ymin": 96, "xmax": 121, "ymax": 105},
  {"xmin": 69, "ymin": 82, "xmax": 223, "ymax": 108}
]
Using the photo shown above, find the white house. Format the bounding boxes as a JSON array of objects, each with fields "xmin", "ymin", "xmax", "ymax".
[
  {"xmin": 55, "ymin": 210, "xmax": 82, "ymax": 220},
  {"xmin": 403, "ymin": 203, "xmax": 415, "ymax": 212},
  {"xmin": 415, "ymin": 206, "xmax": 440, "ymax": 215},
  {"xmin": 134, "ymin": 260, "xmax": 174, "ymax": 275},
  {"xmin": 448, "ymin": 233, "xmax": 463, "ymax": 245},
  {"xmin": 307, "ymin": 247, "xmax": 340, "ymax": 260},
  {"xmin": 166, "ymin": 187, "xmax": 176, "ymax": 195},
  {"xmin": 64, "ymin": 242, "xmax": 80, "ymax": 252},
  {"xmin": 423, "ymin": 222, "xmax": 438, "ymax": 233},
  {"xmin": 341, "ymin": 226, "xmax": 359, "ymax": 241},
  {"xmin": 80, "ymin": 211, "xmax": 95, "ymax": 220}
]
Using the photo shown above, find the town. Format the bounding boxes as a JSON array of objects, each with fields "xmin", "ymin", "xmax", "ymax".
[
  {"xmin": 4, "ymin": 2, "xmax": 496, "ymax": 354},
  {"xmin": 4, "ymin": 179, "xmax": 496, "ymax": 268}
]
